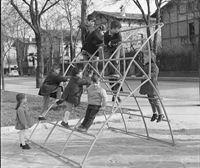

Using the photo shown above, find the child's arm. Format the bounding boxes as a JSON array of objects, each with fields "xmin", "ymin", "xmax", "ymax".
[
  {"xmin": 110, "ymin": 33, "xmax": 122, "ymax": 46},
  {"xmin": 17, "ymin": 109, "xmax": 28, "ymax": 128},
  {"xmin": 77, "ymin": 78, "xmax": 91, "ymax": 86},
  {"xmin": 150, "ymin": 64, "xmax": 159, "ymax": 79},
  {"xmin": 100, "ymin": 88, "xmax": 108, "ymax": 108},
  {"xmin": 54, "ymin": 75, "xmax": 68, "ymax": 83}
]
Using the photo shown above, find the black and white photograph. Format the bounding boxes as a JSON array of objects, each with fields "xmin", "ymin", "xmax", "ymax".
[{"xmin": 1, "ymin": 0, "xmax": 200, "ymax": 167}]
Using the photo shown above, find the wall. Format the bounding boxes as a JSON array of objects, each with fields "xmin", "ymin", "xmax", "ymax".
[{"xmin": 161, "ymin": 0, "xmax": 199, "ymax": 70}]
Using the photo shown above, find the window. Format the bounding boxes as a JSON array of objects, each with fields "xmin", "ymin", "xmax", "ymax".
[
  {"xmin": 178, "ymin": 3, "xmax": 186, "ymax": 14},
  {"xmin": 187, "ymin": 1, "xmax": 194, "ymax": 12},
  {"xmin": 189, "ymin": 22, "xmax": 195, "ymax": 43}
]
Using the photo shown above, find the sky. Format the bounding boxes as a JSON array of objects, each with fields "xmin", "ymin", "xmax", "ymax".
[{"xmin": 91, "ymin": 0, "xmax": 157, "ymax": 14}]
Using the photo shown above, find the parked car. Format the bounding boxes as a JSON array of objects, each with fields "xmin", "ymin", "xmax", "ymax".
[{"xmin": 9, "ymin": 70, "xmax": 19, "ymax": 76}]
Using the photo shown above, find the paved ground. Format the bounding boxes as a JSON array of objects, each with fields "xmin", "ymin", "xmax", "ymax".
[{"xmin": 1, "ymin": 76, "xmax": 200, "ymax": 168}]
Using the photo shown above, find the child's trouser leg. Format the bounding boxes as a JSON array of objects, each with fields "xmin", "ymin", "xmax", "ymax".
[
  {"xmin": 41, "ymin": 96, "xmax": 50, "ymax": 116},
  {"xmin": 81, "ymin": 105, "xmax": 100, "ymax": 129},
  {"xmin": 148, "ymin": 94, "xmax": 157, "ymax": 113},
  {"xmin": 109, "ymin": 78, "xmax": 123, "ymax": 99},
  {"xmin": 63, "ymin": 101, "xmax": 74, "ymax": 123},
  {"xmin": 19, "ymin": 130, "xmax": 26, "ymax": 145},
  {"xmin": 56, "ymin": 87, "xmax": 62, "ymax": 99},
  {"xmin": 148, "ymin": 94, "xmax": 163, "ymax": 115}
]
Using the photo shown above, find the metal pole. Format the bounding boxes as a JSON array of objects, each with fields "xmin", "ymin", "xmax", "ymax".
[{"xmin": 61, "ymin": 25, "xmax": 64, "ymax": 75}]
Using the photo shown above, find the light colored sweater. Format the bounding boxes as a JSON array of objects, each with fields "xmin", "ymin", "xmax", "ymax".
[{"xmin": 87, "ymin": 84, "xmax": 107, "ymax": 107}]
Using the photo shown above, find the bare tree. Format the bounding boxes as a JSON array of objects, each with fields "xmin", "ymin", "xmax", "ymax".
[
  {"xmin": 81, "ymin": 0, "xmax": 87, "ymax": 45},
  {"xmin": 10, "ymin": 0, "xmax": 60, "ymax": 88},
  {"xmin": 59, "ymin": 0, "xmax": 81, "ymax": 60}
]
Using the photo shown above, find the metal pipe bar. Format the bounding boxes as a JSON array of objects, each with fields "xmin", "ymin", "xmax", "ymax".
[
  {"xmin": 29, "ymin": 121, "xmax": 40, "ymax": 140},
  {"xmin": 43, "ymin": 121, "xmax": 59, "ymax": 146},
  {"xmin": 134, "ymin": 96, "xmax": 149, "ymax": 137},
  {"xmin": 120, "ymin": 23, "xmax": 164, "ymax": 33},
  {"xmin": 116, "ymin": 110, "xmax": 169, "ymax": 122},
  {"xmin": 28, "ymin": 139, "xmax": 82, "ymax": 167},
  {"xmin": 47, "ymin": 121, "xmax": 96, "ymax": 138},
  {"xmin": 108, "ymin": 127, "xmax": 174, "ymax": 146}
]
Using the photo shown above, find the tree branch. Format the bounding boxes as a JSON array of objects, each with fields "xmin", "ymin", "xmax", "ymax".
[
  {"xmin": 40, "ymin": 0, "xmax": 60, "ymax": 16},
  {"xmin": 10, "ymin": 0, "xmax": 36, "ymax": 32},
  {"xmin": 132, "ymin": 0, "xmax": 147, "ymax": 24},
  {"xmin": 39, "ymin": 0, "xmax": 49, "ymax": 16},
  {"xmin": 22, "ymin": 0, "xmax": 30, "ymax": 7}
]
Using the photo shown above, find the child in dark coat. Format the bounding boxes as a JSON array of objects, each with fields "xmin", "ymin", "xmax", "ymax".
[
  {"xmin": 38, "ymin": 64, "xmax": 68, "ymax": 120},
  {"xmin": 77, "ymin": 74, "xmax": 107, "ymax": 132},
  {"xmin": 15, "ymin": 93, "xmax": 34, "ymax": 149},
  {"xmin": 139, "ymin": 51, "xmax": 164, "ymax": 122},
  {"xmin": 82, "ymin": 25, "xmax": 105, "ymax": 76},
  {"xmin": 60, "ymin": 67, "xmax": 91, "ymax": 128},
  {"xmin": 104, "ymin": 20, "xmax": 123, "ymax": 102}
]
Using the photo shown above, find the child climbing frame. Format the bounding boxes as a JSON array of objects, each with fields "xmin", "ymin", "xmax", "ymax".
[{"xmin": 28, "ymin": 23, "xmax": 175, "ymax": 168}]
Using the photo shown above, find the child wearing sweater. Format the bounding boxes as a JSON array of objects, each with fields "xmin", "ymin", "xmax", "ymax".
[
  {"xmin": 77, "ymin": 74, "xmax": 108, "ymax": 132},
  {"xmin": 15, "ymin": 93, "xmax": 34, "ymax": 149}
]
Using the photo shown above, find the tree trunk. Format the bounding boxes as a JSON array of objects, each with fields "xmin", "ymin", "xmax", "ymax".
[
  {"xmin": 146, "ymin": 26, "xmax": 152, "ymax": 49},
  {"xmin": 198, "ymin": 17, "xmax": 200, "ymax": 104},
  {"xmin": 1, "ymin": 40, "xmax": 5, "ymax": 90},
  {"xmin": 81, "ymin": 0, "xmax": 87, "ymax": 45},
  {"xmin": 35, "ymin": 33, "xmax": 44, "ymax": 88},
  {"xmin": 153, "ymin": 7, "xmax": 161, "ymax": 53}
]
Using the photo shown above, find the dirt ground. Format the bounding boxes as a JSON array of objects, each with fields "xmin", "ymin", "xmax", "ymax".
[{"xmin": 1, "ymin": 99, "xmax": 200, "ymax": 168}]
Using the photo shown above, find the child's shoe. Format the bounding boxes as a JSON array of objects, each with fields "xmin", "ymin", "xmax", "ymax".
[
  {"xmin": 77, "ymin": 125, "xmax": 87, "ymax": 132},
  {"xmin": 21, "ymin": 144, "xmax": 31, "ymax": 150},
  {"xmin": 112, "ymin": 96, "xmax": 115, "ymax": 102},
  {"xmin": 38, "ymin": 115, "xmax": 46, "ymax": 121},
  {"xmin": 150, "ymin": 113, "xmax": 157, "ymax": 122},
  {"xmin": 56, "ymin": 99, "xmax": 64, "ymax": 105},
  {"xmin": 157, "ymin": 114, "xmax": 164, "ymax": 123},
  {"xmin": 117, "ymin": 97, "xmax": 121, "ymax": 103},
  {"xmin": 61, "ymin": 121, "xmax": 70, "ymax": 129}
]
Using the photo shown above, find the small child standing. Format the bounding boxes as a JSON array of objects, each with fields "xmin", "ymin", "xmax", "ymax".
[
  {"xmin": 139, "ymin": 50, "xmax": 164, "ymax": 122},
  {"xmin": 60, "ymin": 67, "xmax": 91, "ymax": 128},
  {"xmin": 15, "ymin": 93, "xmax": 34, "ymax": 149},
  {"xmin": 38, "ymin": 64, "xmax": 68, "ymax": 120},
  {"xmin": 77, "ymin": 74, "xmax": 108, "ymax": 132}
]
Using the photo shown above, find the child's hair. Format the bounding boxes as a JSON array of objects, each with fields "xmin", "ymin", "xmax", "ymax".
[
  {"xmin": 71, "ymin": 67, "xmax": 82, "ymax": 76},
  {"xmin": 16, "ymin": 93, "xmax": 26, "ymax": 110},
  {"xmin": 98, "ymin": 24, "xmax": 106, "ymax": 31},
  {"xmin": 52, "ymin": 64, "xmax": 60, "ymax": 71},
  {"xmin": 87, "ymin": 14, "xmax": 95, "ymax": 21},
  {"xmin": 91, "ymin": 73, "xmax": 99, "ymax": 83},
  {"xmin": 110, "ymin": 20, "xmax": 121, "ymax": 29}
]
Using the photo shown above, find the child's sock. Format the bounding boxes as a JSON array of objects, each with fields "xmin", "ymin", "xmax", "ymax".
[{"xmin": 63, "ymin": 111, "xmax": 70, "ymax": 123}]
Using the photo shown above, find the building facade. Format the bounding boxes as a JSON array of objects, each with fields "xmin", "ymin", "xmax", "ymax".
[{"xmin": 156, "ymin": 0, "xmax": 199, "ymax": 71}]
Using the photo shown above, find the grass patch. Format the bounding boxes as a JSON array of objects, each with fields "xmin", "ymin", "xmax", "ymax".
[{"xmin": 1, "ymin": 91, "xmax": 112, "ymax": 127}]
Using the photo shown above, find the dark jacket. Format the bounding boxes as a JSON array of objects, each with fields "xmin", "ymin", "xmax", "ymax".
[
  {"xmin": 15, "ymin": 103, "xmax": 34, "ymax": 130},
  {"xmin": 139, "ymin": 62, "xmax": 159, "ymax": 96},
  {"xmin": 82, "ymin": 29, "xmax": 104, "ymax": 56},
  {"xmin": 104, "ymin": 30, "xmax": 122, "ymax": 52},
  {"xmin": 82, "ymin": 22, "xmax": 95, "ymax": 44},
  {"xmin": 38, "ymin": 71, "xmax": 68, "ymax": 98},
  {"xmin": 62, "ymin": 76, "xmax": 91, "ymax": 106}
]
